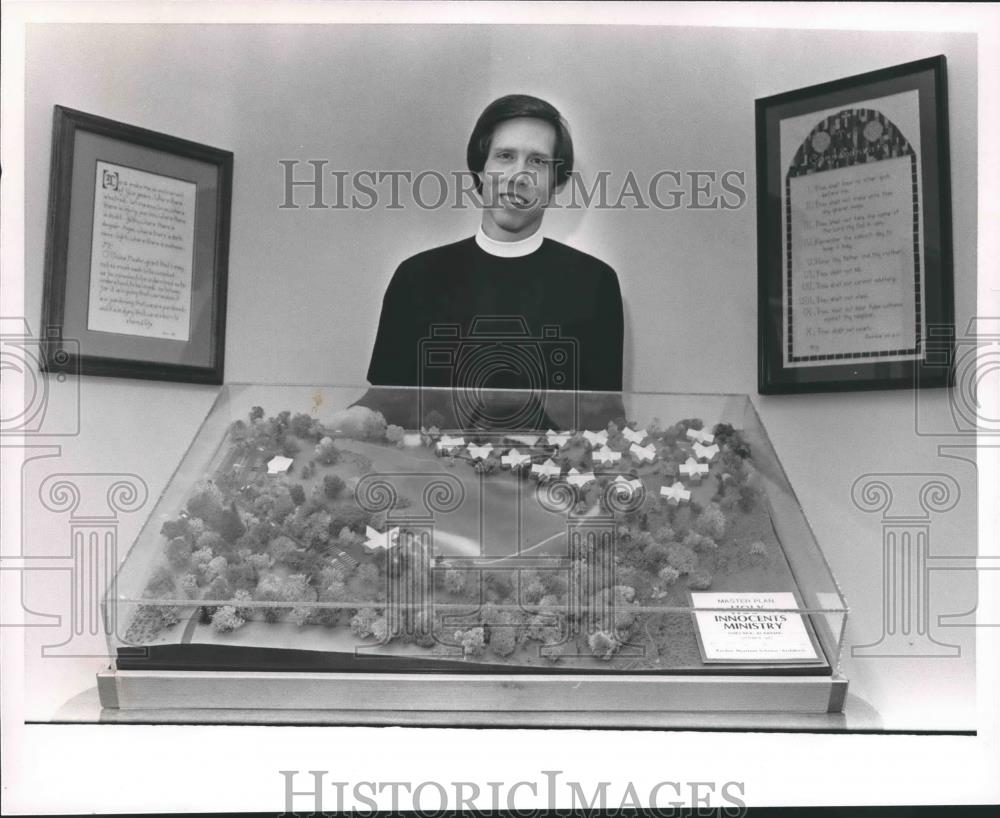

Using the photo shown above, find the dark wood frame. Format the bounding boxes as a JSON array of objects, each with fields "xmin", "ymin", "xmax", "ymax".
[
  {"xmin": 41, "ymin": 106, "xmax": 233, "ymax": 384},
  {"xmin": 756, "ymin": 56, "xmax": 954, "ymax": 394}
]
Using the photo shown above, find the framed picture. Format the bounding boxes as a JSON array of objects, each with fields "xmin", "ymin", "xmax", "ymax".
[
  {"xmin": 756, "ymin": 56, "xmax": 954, "ymax": 394},
  {"xmin": 41, "ymin": 106, "xmax": 233, "ymax": 384}
]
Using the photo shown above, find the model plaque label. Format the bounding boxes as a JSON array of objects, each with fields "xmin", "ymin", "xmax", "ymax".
[{"xmin": 692, "ymin": 592, "xmax": 820, "ymax": 663}]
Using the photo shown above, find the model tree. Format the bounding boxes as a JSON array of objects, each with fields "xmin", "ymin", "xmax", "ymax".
[
  {"xmin": 314, "ymin": 437, "xmax": 340, "ymax": 466},
  {"xmin": 211, "ymin": 605, "xmax": 246, "ymax": 633},
  {"xmin": 487, "ymin": 610, "xmax": 522, "ymax": 658},
  {"xmin": 455, "ymin": 627, "xmax": 485, "ymax": 658},
  {"xmin": 290, "ymin": 413, "xmax": 322, "ymax": 441},
  {"xmin": 323, "ymin": 474, "xmax": 346, "ymax": 500},
  {"xmin": 588, "ymin": 630, "xmax": 617, "ymax": 660}
]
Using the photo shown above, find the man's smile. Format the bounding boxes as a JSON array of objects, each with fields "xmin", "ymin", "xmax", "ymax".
[{"xmin": 500, "ymin": 192, "xmax": 534, "ymax": 209}]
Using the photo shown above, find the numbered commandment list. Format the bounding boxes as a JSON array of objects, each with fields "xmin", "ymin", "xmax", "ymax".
[
  {"xmin": 87, "ymin": 161, "xmax": 196, "ymax": 341},
  {"xmin": 785, "ymin": 157, "xmax": 920, "ymax": 365}
]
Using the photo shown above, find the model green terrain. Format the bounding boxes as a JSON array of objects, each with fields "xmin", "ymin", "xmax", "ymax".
[{"xmin": 125, "ymin": 404, "xmax": 804, "ymax": 670}]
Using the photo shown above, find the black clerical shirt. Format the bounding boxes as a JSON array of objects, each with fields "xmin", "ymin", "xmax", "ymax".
[{"xmin": 366, "ymin": 236, "xmax": 624, "ymax": 394}]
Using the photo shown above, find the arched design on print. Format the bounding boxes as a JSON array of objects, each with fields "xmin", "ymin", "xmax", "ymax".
[{"xmin": 788, "ymin": 109, "xmax": 915, "ymax": 176}]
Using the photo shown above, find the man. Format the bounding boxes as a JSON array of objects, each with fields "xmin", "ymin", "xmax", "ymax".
[{"xmin": 363, "ymin": 94, "xmax": 625, "ymax": 428}]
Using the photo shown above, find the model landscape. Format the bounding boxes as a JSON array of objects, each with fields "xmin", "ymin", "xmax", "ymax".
[{"xmin": 123, "ymin": 402, "xmax": 812, "ymax": 671}]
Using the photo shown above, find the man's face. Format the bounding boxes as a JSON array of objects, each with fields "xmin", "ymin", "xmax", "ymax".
[{"xmin": 479, "ymin": 117, "xmax": 558, "ymax": 241}]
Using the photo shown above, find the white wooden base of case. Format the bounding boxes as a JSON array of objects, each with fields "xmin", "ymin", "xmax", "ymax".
[{"xmin": 98, "ymin": 669, "xmax": 849, "ymax": 721}]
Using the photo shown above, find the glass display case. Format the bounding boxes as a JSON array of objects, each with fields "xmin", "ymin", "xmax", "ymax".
[{"xmin": 98, "ymin": 384, "xmax": 848, "ymax": 722}]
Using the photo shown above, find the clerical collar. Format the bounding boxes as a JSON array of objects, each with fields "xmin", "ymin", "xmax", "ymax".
[{"xmin": 475, "ymin": 226, "xmax": 544, "ymax": 258}]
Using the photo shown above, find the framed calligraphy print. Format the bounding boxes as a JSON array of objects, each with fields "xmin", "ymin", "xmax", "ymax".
[
  {"xmin": 756, "ymin": 56, "xmax": 954, "ymax": 394},
  {"xmin": 41, "ymin": 106, "xmax": 233, "ymax": 384}
]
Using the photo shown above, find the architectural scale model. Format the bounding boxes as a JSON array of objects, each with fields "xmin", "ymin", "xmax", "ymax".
[{"xmin": 119, "ymin": 402, "xmax": 827, "ymax": 674}]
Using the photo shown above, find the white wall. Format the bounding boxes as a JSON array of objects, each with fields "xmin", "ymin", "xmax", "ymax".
[{"xmin": 25, "ymin": 24, "xmax": 977, "ymax": 392}]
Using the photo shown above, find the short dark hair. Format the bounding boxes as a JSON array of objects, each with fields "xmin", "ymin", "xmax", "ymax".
[{"xmin": 466, "ymin": 94, "xmax": 574, "ymax": 194}]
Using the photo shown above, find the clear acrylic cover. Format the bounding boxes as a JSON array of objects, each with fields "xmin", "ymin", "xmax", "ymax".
[{"xmin": 103, "ymin": 384, "xmax": 847, "ymax": 676}]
